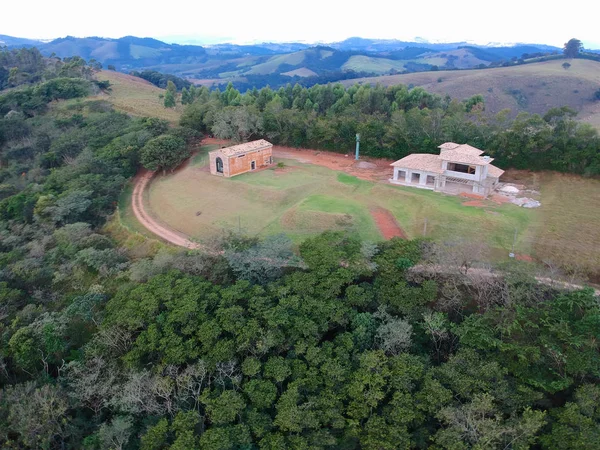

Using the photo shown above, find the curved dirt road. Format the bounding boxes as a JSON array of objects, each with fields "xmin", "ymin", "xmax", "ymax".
[{"xmin": 131, "ymin": 169, "xmax": 201, "ymax": 249}]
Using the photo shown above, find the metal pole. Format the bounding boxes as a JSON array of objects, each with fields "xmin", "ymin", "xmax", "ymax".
[
  {"xmin": 355, "ymin": 133, "xmax": 360, "ymax": 160},
  {"xmin": 509, "ymin": 228, "xmax": 517, "ymax": 257},
  {"xmin": 423, "ymin": 218, "xmax": 428, "ymax": 236},
  {"xmin": 512, "ymin": 228, "xmax": 517, "ymax": 252}
]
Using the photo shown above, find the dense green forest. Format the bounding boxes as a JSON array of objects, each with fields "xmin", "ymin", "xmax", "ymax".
[
  {"xmin": 180, "ymin": 82, "xmax": 600, "ymax": 175},
  {"xmin": 1, "ymin": 52, "xmax": 600, "ymax": 449}
]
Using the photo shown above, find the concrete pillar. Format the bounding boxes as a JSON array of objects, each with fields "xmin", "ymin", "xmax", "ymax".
[
  {"xmin": 405, "ymin": 170, "xmax": 411, "ymax": 183},
  {"xmin": 393, "ymin": 167, "xmax": 399, "ymax": 181},
  {"xmin": 419, "ymin": 172, "xmax": 427, "ymax": 186}
]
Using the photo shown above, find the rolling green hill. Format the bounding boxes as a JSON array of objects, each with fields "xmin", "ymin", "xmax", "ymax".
[
  {"xmin": 342, "ymin": 55, "xmax": 407, "ymax": 74},
  {"xmin": 342, "ymin": 59, "xmax": 600, "ymax": 128},
  {"xmin": 7, "ymin": 35, "xmax": 560, "ymax": 84}
]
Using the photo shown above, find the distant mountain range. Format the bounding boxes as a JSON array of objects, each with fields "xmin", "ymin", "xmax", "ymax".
[{"xmin": 0, "ymin": 34, "xmax": 576, "ymax": 86}]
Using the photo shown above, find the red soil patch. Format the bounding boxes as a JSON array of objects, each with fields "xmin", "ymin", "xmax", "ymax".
[
  {"xmin": 202, "ymin": 137, "xmax": 231, "ymax": 146},
  {"xmin": 460, "ymin": 192, "xmax": 486, "ymax": 200},
  {"xmin": 462, "ymin": 200, "xmax": 487, "ymax": 207},
  {"xmin": 370, "ymin": 207, "xmax": 407, "ymax": 240},
  {"xmin": 515, "ymin": 254, "xmax": 534, "ymax": 262},
  {"xmin": 272, "ymin": 146, "xmax": 393, "ymax": 182}
]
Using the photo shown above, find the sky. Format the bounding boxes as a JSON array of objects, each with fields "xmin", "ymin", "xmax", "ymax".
[{"xmin": 1, "ymin": 0, "xmax": 599, "ymax": 48}]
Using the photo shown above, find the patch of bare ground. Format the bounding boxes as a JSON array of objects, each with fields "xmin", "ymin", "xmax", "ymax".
[
  {"xmin": 272, "ymin": 146, "xmax": 393, "ymax": 182},
  {"xmin": 370, "ymin": 207, "xmax": 407, "ymax": 240}
]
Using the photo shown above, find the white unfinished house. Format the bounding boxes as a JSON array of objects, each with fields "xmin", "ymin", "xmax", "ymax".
[{"xmin": 389, "ymin": 142, "xmax": 504, "ymax": 197}]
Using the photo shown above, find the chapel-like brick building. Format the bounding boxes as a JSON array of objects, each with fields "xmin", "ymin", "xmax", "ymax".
[{"xmin": 209, "ymin": 140, "xmax": 273, "ymax": 178}]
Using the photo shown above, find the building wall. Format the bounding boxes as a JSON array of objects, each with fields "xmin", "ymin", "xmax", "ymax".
[
  {"xmin": 392, "ymin": 167, "xmax": 437, "ymax": 190},
  {"xmin": 209, "ymin": 146, "xmax": 273, "ymax": 178}
]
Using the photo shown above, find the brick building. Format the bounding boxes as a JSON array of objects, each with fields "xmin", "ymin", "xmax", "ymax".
[{"xmin": 209, "ymin": 139, "xmax": 274, "ymax": 178}]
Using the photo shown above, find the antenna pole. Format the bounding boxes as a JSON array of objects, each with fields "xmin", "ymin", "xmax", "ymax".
[{"xmin": 509, "ymin": 227, "xmax": 518, "ymax": 258}]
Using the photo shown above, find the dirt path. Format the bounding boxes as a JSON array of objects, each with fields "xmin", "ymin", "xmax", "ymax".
[
  {"xmin": 412, "ymin": 264, "xmax": 600, "ymax": 297},
  {"xmin": 131, "ymin": 169, "xmax": 200, "ymax": 249},
  {"xmin": 370, "ymin": 207, "xmax": 407, "ymax": 240},
  {"xmin": 273, "ymin": 146, "xmax": 393, "ymax": 182}
]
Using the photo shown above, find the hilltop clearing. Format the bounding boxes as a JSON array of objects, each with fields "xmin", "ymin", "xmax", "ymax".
[{"xmin": 92, "ymin": 70, "xmax": 183, "ymax": 123}]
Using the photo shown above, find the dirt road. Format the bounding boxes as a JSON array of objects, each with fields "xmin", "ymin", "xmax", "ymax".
[{"xmin": 131, "ymin": 169, "xmax": 201, "ymax": 249}]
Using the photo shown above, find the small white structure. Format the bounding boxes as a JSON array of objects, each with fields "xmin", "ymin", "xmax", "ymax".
[{"xmin": 390, "ymin": 142, "xmax": 504, "ymax": 197}]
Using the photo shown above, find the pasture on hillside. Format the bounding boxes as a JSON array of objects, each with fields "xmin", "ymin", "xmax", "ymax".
[
  {"xmin": 343, "ymin": 59, "xmax": 600, "ymax": 130},
  {"xmin": 143, "ymin": 145, "xmax": 536, "ymax": 255},
  {"xmin": 92, "ymin": 70, "xmax": 183, "ymax": 123}
]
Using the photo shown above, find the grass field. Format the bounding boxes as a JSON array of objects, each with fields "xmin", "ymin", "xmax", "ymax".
[
  {"xmin": 92, "ymin": 70, "xmax": 183, "ymax": 124},
  {"xmin": 140, "ymin": 146, "xmax": 600, "ymax": 276},
  {"xmin": 502, "ymin": 170, "xmax": 600, "ymax": 275},
  {"xmin": 342, "ymin": 60, "xmax": 600, "ymax": 129},
  {"xmin": 145, "ymin": 146, "xmax": 535, "ymax": 253}
]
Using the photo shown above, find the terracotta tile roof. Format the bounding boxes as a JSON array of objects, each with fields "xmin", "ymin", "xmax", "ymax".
[
  {"xmin": 439, "ymin": 150, "xmax": 493, "ymax": 165},
  {"xmin": 439, "ymin": 142, "xmax": 484, "ymax": 156},
  {"xmin": 487, "ymin": 164, "xmax": 504, "ymax": 178},
  {"xmin": 452, "ymin": 144, "xmax": 484, "ymax": 156},
  {"xmin": 438, "ymin": 142, "xmax": 461, "ymax": 150},
  {"xmin": 210, "ymin": 139, "xmax": 273, "ymax": 157},
  {"xmin": 391, "ymin": 154, "xmax": 445, "ymax": 174}
]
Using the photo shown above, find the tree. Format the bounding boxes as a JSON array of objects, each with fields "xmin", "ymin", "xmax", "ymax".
[
  {"xmin": 98, "ymin": 416, "xmax": 134, "ymax": 450},
  {"xmin": 433, "ymin": 394, "xmax": 546, "ymax": 449},
  {"xmin": 181, "ymin": 87, "xmax": 190, "ymax": 105},
  {"xmin": 563, "ymin": 38, "xmax": 583, "ymax": 58},
  {"xmin": 164, "ymin": 89, "xmax": 176, "ymax": 108},
  {"xmin": 224, "ymin": 233, "xmax": 303, "ymax": 285},
  {"xmin": 212, "ymin": 106, "xmax": 264, "ymax": 143},
  {"xmin": 562, "ymin": 62, "xmax": 571, "ymax": 70},
  {"xmin": 164, "ymin": 80, "xmax": 178, "ymax": 108},
  {"xmin": 140, "ymin": 134, "xmax": 189, "ymax": 173},
  {"xmin": 3, "ymin": 382, "xmax": 71, "ymax": 449},
  {"xmin": 541, "ymin": 384, "xmax": 600, "ymax": 449},
  {"xmin": 374, "ymin": 307, "xmax": 413, "ymax": 355}
]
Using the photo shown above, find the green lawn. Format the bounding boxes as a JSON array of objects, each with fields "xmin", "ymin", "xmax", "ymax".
[{"xmin": 144, "ymin": 146, "xmax": 535, "ymax": 252}]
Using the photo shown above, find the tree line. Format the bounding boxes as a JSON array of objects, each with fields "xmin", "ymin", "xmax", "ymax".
[{"xmin": 179, "ymin": 81, "xmax": 600, "ymax": 175}]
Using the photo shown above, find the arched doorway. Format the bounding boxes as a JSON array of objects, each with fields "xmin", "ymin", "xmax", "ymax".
[{"xmin": 216, "ymin": 157, "xmax": 223, "ymax": 173}]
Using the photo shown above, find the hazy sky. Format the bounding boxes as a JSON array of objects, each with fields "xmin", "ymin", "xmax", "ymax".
[{"xmin": 2, "ymin": 0, "xmax": 598, "ymax": 48}]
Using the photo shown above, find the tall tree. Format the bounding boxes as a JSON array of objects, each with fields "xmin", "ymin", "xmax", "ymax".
[
  {"xmin": 563, "ymin": 38, "xmax": 583, "ymax": 58},
  {"xmin": 164, "ymin": 80, "xmax": 177, "ymax": 108}
]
